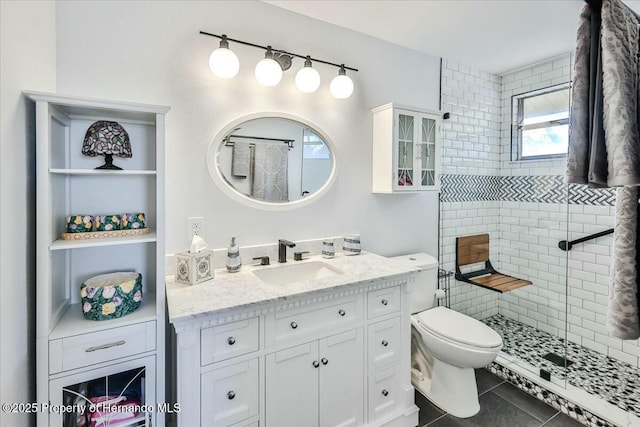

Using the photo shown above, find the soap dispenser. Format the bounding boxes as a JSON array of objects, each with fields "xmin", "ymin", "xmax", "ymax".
[{"xmin": 226, "ymin": 236, "xmax": 242, "ymax": 273}]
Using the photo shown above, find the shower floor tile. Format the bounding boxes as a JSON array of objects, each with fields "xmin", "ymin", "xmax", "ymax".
[{"xmin": 482, "ymin": 314, "xmax": 640, "ymax": 418}]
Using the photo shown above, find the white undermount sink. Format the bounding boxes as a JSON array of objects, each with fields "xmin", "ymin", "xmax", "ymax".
[{"xmin": 253, "ymin": 261, "xmax": 344, "ymax": 286}]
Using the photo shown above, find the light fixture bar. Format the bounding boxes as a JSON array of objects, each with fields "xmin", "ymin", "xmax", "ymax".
[{"xmin": 200, "ymin": 31, "xmax": 359, "ymax": 73}]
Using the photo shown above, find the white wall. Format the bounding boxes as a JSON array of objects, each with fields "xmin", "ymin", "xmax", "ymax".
[
  {"xmin": 54, "ymin": 0, "xmax": 441, "ymax": 258},
  {"xmin": 0, "ymin": 2, "xmax": 56, "ymax": 426}
]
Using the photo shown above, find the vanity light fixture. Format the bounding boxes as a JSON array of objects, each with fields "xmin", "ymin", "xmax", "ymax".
[
  {"xmin": 208, "ymin": 35, "xmax": 240, "ymax": 78},
  {"xmin": 329, "ymin": 65, "xmax": 354, "ymax": 99},
  {"xmin": 255, "ymin": 46, "xmax": 283, "ymax": 87},
  {"xmin": 201, "ymin": 31, "xmax": 358, "ymax": 98},
  {"xmin": 295, "ymin": 56, "xmax": 321, "ymax": 93}
]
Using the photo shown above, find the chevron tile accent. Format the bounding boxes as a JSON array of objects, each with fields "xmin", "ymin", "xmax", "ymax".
[
  {"xmin": 440, "ymin": 175, "xmax": 501, "ymax": 202},
  {"xmin": 441, "ymin": 174, "xmax": 616, "ymax": 206}
]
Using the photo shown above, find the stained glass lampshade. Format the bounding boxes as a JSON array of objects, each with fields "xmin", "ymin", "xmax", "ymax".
[{"xmin": 82, "ymin": 120, "xmax": 132, "ymax": 170}]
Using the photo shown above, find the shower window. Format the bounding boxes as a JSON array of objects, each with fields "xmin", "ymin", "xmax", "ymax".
[{"xmin": 511, "ymin": 83, "xmax": 570, "ymax": 160}]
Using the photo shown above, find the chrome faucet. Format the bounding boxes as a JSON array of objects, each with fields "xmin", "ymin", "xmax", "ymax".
[{"xmin": 278, "ymin": 239, "xmax": 296, "ymax": 263}]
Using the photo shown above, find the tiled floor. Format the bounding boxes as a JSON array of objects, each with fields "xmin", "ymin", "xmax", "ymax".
[
  {"xmin": 415, "ymin": 369, "xmax": 583, "ymax": 426},
  {"xmin": 483, "ymin": 314, "xmax": 640, "ymax": 418}
]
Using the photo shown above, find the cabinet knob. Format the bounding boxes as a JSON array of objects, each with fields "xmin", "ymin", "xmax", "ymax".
[
  {"xmin": 321, "ymin": 358, "xmax": 328, "ymax": 365},
  {"xmin": 227, "ymin": 390, "xmax": 236, "ymax": 400},
  {"xmin": 381, "ymin": 340, "xmax": 389, "ymax": 347},
  {"xmin": 313, "ymin": 360, "xmax": 320, "ymax": 368},
  {"xmin": 381, "ymin": 389, "xmax": 389, "ymax": 397},
  {"xmin": 381, "ymin": 299, "xmax": 388, "ymax": 306},
  {"xmin": 338, "ymin": 309, "xmax": 346, "ymax": 317},
  {"xmin": 290, "ymin": 321, "xmax": 298, "ymax": 329},
  {"xmin": 227, "ymin": 336, "xmax": 236, "ymax": 346}
]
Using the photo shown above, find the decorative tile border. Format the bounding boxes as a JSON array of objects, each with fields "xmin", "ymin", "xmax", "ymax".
[
  {"xmin": 487, "ymin": 362, "xmax": 616, "ymax": 427},
  {"xmin": 440, "ymin": 174, "xmax": 616, "ymax": 206},
  {"xmin": 439, "ymin": 175, "xmax": 501, "ymax": 202}
]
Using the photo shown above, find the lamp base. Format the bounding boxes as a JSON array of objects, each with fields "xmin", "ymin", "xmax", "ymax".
[{"xmin": 95, "ymin": 154, "xmax": 123, "ymax": 170}]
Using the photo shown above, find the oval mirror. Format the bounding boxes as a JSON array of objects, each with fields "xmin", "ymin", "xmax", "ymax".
[{"xmin": 208, "ymin": 114, "xmax": 337, "ymax": 210}]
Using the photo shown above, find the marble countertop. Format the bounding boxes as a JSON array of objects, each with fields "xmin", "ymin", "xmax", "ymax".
[{"xmin": 166, "ymin": 251, "xmax": 420, "ymax": 324}]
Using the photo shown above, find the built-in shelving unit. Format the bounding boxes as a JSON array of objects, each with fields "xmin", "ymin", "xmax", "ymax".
[{"xmin": 27, "ymin": 91, "xmax": 169, "ymax": 427}]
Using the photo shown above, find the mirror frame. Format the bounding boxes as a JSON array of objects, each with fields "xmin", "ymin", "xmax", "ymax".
[{"xmin": 207, "ymin": 112, "xmax": 338, "ymax": 211}]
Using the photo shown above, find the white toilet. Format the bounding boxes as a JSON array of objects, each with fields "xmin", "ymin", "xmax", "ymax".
[{"xmin": 389, "ymin": 253, "xmax": 503, "ymax": 418}]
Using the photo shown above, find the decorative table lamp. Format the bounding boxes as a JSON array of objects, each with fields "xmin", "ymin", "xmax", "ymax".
[{"xmin": 82, "ymin": 120, "xmax": 132, "ymax": 170}]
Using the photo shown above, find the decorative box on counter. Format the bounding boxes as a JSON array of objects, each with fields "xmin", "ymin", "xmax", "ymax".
[{"xmin": 175, "ymin": 235, "xmax": 214, "ymax": 285}]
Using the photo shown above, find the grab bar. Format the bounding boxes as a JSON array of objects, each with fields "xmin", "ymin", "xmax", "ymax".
[{"xmin": 558, "ymin": 228, "xmax": 613, "ymax": 251}]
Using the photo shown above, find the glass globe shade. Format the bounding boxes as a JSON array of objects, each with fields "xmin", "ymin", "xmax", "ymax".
[
  {"xmin": 330, "ymin": 74, "xmax": 354, "ymax": 99},
  {"xmin": 255, "ymin": 58, "xmax": 282, "ymax": 86},
  {"xmin": 209, "ymin": 47, "xmax": 239, "ymax": 78},
  {"xmin": 295, "ymin": 66, "xmax": 321, "ymax": 93}
]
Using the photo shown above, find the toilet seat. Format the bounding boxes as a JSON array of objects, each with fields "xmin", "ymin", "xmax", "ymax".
[{"xmin": 413, "ymin": 307, "xmax": 502, "ymax": 350}]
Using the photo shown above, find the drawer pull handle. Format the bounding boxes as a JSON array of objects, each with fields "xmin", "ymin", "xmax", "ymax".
[
  {"xmin": 382, "ymin": 389, "xmax": 389, "ymax": 397},
  {"xmin": 290, "ymin": 322, "xmax": 298, "ymax": 329},
  {"xmin": 321, "ymin": 358, "xmax": 328, "ymax": 365},
  {"xmin": 227, "ymin": 337, "xmax": 236, "ymax": 346},
  {"xmin": 381, "ymin": 299, "xmax": 388, "ymax": 306},
  {"xmin": 227, "ymin": 391, "xmax": 236, "ymax": 400},
  {"xmin": 381, "ymin": 340, "xmax": 389, "ymax": 347},
  {"xmin": 313, "ymin": 360, "xmax": 320, "ymax": 368},
  {"xmin": 338, "ymin": 309, "xmax": 346, "ymax": 316},
  {"xmin": 85, "ymin": 340, "xmax": 126, "ymax": 353}
]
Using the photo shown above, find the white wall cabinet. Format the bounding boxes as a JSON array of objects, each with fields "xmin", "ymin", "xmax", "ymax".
[
  {"xmin": 372, "ymin": 103, "xmax": 441, "ymax": 193},
  {"xmin": 171, "ymin": 278, "xmax": 418, "ymax": 427},
  {"xmin": 27, "ymin": 92, "xmax": 169, "ymax": 427}
]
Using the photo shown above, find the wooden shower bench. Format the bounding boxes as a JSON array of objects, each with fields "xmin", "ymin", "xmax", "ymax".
[{"xmin": 455, "ymin": 234, "xmax": 531, "ymax": 293}]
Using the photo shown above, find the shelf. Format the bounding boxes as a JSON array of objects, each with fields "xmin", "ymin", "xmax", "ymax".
[
  {"xmin": 49, "ymin": 231, "xmax": 157, "ymax": 250},
  {"xmin": 50, "ymin": 295, "xmax": 157, "ymax": 340},
  {"xmin": 50, "ymin": 169, "xmax": 156, "ymax": 176}
]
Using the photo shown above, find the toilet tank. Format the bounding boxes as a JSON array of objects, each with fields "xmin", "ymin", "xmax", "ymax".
[{"xmin": 388, "ymin": 253, "xmax": 439, "ymax": 314}]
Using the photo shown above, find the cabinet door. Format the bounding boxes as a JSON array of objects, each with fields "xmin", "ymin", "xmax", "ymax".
[
  {"xmin": 319, "ymin": 329, "xmax": 364, "ymax": 427},
  {"xmin": 417, "ymin": 113, "xmax": 440, "ymax": 190},
  {"xmin": 393, "ymin": 110, "xmax": 417, "ymax": 191},
  {"xmin": 266, "ymin": 342, "xmax": 319, "ymax": 427},
  {"xmin": 48, "ymin": 355, "xmax": 155, "ymax": 427}
]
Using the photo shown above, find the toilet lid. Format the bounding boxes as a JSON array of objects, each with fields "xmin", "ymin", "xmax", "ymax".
[{"xmin": 415, "ymin": 307, "xmax": 502, "ymax": 349}]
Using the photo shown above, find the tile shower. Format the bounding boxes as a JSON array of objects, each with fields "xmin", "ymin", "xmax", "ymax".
[{"xmin": 438, "ymin": 57, "xmax": 640, "ymax": 425}]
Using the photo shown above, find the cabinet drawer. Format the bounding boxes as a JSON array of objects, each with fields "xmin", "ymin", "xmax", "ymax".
[
  {"xmin": 367, "ymin": 286, "xmax": 401, "ymax": 319},
  {"xmin": 201, "ymin": 317, "xmax": 259, "ymax": 366},
  {"xmin": 368, "ymin": 367, "xmax": 403, "ymax": 422},
  {"xmin": 265, "ymin": 294, "xmax": 363, "ymax": 347},
  {"xmin": 368, "ymin": 317, "xmax": 401, "ymax": 373},
  {"xmin": 49, "ymin": 321, "xmax": 156, "ymax": 374},
  {"xmin": 201, "ymin": 358, "xmax": 259, "ymax": 427}
]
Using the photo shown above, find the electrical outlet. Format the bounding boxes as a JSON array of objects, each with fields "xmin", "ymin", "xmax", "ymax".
[{"xmin": 188, "ymin": 217, "xmax": 205, "ymax": 242}]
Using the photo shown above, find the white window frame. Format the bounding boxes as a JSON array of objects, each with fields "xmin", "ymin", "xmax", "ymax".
[{"xmin": 511, "ymin": 82, "xmax": 571, "ymax": 161}]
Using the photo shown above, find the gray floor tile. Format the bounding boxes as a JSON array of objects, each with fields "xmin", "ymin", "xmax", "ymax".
[
  {"xmin": 542, "ymin": 413, "xmax": 584, "ymax": 427},
  {"xmin": 427, "ymin": 392, "xmax": 541, "ymax": 427},
  {"xmin": 491, "ymin": 382, "xmax": 558, "ymax": 422},
  {"xmin": 475, "ymin": 368, "xmax": 504, "ymax": 395},
  {"xmin": 415, "ymin": 390, "xmax": 446, "ymax": 426}
]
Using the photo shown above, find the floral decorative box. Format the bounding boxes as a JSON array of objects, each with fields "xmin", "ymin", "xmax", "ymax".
[
  {"xmin": 175, "ymin": 249, "xmax": 214, "ymax": 285},
  {"xmin": 80, "ymin": 272, "xmax": 143, "ymax": 321}
]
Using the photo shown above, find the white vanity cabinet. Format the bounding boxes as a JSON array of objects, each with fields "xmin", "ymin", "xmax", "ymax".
[
  {"xmin": 372, "ymin": 103, "xmax": 441, "ymax": 193},
  {"xmin": 170, "ymin": 273, "xmax": 418, "ymax": 427}
]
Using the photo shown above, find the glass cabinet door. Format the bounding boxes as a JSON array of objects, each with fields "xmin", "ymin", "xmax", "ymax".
[
  {"xmin": 419, "ymin": 115, "xmax": 438, "ymax": 189},
  {"xmin": 49, "ymin": 356, "xmax": 155, "ymax": 427},
  {"xmin": 396, "ymin": 112, "xmax": 415, "ymax": 189}
]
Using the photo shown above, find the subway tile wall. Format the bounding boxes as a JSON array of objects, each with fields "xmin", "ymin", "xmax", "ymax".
[
  {"xmin": 439, "ymin": 59, "xmax": 502, "ymax": 320},
  {"xmin": 440, "ymin": 56, "xmax": 640, "ymax": 368}
]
